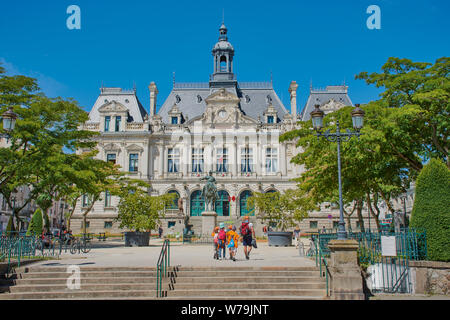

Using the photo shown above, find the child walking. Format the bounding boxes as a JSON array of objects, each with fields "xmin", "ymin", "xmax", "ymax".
[
  {"xmin": 211, "ymin": 226, "xmax": 219, "ymax": 259},
  {"xmin": 217, "ymin": 223, "xmax": 227, "ymax": 260}
]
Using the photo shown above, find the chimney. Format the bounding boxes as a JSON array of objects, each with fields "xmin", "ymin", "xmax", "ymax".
[
  {"xmin": 148, "ymin": 82, "xmax": 158, "ymax": 116},
  {"xmin": 288, "ymin": 81, "xmax": 298, "ymax": 117}
]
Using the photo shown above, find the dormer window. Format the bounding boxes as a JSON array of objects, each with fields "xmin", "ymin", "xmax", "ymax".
[
  {"xmin": 104, "ymin": 116, "xmax": 111, "ymax": 132},
  {"xmin": 171, "ymin": 117, "xmax": 178, "ymax": 124},
  {"xmin": 115, "ymin": 116, "xmax": 121, "ymax": 132},
  {"xmin": 267, "ymin": 115, "xmax": 274, "ymax": 124}
]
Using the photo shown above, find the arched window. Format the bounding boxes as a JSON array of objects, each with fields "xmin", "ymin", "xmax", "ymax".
[
  {"xmin": 239, "ymin": 190, "xmax": 254, "ymax": 216},
  {"xmin": 220, "ymin": 55, "xmax": 227, "ymax": 72},
  {"xmin": 167, "ymin": 190, "xmax": 180, "ymax": 210},
  {"xmin": 215, "ymin": 190, "xmax": 230, "ymax": 216},
  {"xmin": 265, "ymin": 189, "xmax": 277, "ymax": 194},
  {"xmin": 190, "ymin": 190, "xmax": 204, "ymax": 216}
]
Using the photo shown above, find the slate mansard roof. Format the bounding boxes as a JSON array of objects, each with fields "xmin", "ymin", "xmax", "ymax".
[
  {"xmin": 157, "ymin": 81, "xmax": 289, "ymax": 124},
  {"xmin": 87, "ymin": 87, "xmax": 147, "ymax": 123},
  {"xmin": 301, "ymin": 85, "xmax": 353, "ymax": 121}
]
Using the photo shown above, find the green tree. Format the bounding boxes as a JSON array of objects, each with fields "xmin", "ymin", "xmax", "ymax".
[
  {"xmin": 356, "ymin": 57, "xmax": 449, "ymax": 170},
  {"xmin": 115, "ymin": 184, "xmax": 175, "ymax": 232},
  {"xmin": 0, "ymin": 65, "xmax": 98, "ymax": 230},
  {"xmin": 281, "ymin": 104, "xmax": 414, "ymax": 231},
  {"xmin": 410, "ymin": 159, "xmax": 450, "ymax": 261},
  {"xmin": 26, "ymin": 208, "xmax": 43, "ymax": 236},
  {"xmin": 247, "ymin": 189, "xmax": 310, "ymax": 231}
]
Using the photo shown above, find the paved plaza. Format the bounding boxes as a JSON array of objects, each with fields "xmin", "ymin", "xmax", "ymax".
[{"xmin": 30, "ymin": 239, "xmax": 316, "ymax": 268}]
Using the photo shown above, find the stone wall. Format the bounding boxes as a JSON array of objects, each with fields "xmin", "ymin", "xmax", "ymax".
[{"xmin": 409, "ymin": 260, "xmax": 450, "ymax": 295}]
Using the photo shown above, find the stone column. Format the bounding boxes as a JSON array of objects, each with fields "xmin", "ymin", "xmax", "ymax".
[
  {"xmin": 328, "ymin": 239, "xmax": 365, "ymax": 300},
  {"xmin": 288, "ymin": 81, "xmax": 298, "ymax": 118},
  {"xmin": 149, "ymin": 82, "xmax": 158, "ymax": 117}
]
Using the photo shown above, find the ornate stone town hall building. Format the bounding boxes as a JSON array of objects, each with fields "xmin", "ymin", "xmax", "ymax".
[{"xmin": 71, "ymin": 24, "xmax": 358, "ymax": 235}]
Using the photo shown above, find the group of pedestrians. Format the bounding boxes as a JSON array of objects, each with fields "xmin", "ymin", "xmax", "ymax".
[{"xmin": 211, "ymin": 216, "xmax": 256, "ymax": 261}]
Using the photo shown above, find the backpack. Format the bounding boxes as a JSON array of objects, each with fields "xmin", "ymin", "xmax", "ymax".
[
  {"xmin": 240, "ymin": 223, "xmax": 249, "ymax": 236},
  {"xmin": 218, "ymin": 229, "xmax": 226, "ymax": 240},
  {"xmin": 213, "ymin": 233, "xmax": 218, "ymax": 244}
]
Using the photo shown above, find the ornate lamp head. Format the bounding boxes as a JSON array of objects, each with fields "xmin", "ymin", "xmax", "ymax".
[
  {"xmin": 351, "ymin": 104, "xmax": 365, "ymax": 131},
  {"xmin": 310, "ymin": 104, "xmax": 324, "ymax": 131},
  {"xmin": 2, "ymin": 107, "xmax": 18, "ymax": 132}
]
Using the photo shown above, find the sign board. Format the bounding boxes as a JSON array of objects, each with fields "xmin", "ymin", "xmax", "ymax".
[{"xmin": 381, "ymin": 236, "xmax": 397, "ymax": 257}]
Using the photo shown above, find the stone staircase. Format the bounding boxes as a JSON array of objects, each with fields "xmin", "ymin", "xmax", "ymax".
[
  {"xmin": 165, "ymin": 266, "xmax": 327, "ymax": 300},
  {"xmin": 0, "ymin": 265, "xmax": 327, "ymax": 300}
]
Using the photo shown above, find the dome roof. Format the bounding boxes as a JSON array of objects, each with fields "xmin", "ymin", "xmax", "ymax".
[{"xmin": 213, "ymin": 40, "xmax": 234, "ymax": 52}]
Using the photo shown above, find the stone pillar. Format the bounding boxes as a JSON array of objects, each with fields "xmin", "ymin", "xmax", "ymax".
[
  {"xmin": 149, "ymin": 82, "xmax": 158, "ymax": 117},
  {"xmin": 328, "ymin": 239, "xmax": 365, "ymax": 300},
  {"xmin": 201, "ymin": 211, "xmax": 217, "ymax": 236},
  {"xmin": 288, "ymin": 81, "xmax": 298, "ymax": 118}
]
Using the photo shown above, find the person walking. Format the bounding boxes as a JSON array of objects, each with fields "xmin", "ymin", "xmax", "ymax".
[
  {"xmin": 217, "ymin": 223, "xmax": 227, "ymax": 260},
  {"xmin": 294, "ymin": 226, "xmax": 301, "ymax": 249},
  {"xmin": 158, "ymin": 226, "xmax": 163, "ymax": 238},
  {"xmin": 211, "ymin": 226, "xmax": 219, "ymax": 259},
  {"xmin": 239, "ymin": 216, "xmax": 254, "ymax": 260},
  {"xmin": 227, "ymin": 225, "xmax": 239, "ymax": 261}
]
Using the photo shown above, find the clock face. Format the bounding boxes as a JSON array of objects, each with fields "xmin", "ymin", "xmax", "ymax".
[{"xmin": 218, "ymin": 110, "xmax": 227, "ymax": 118}]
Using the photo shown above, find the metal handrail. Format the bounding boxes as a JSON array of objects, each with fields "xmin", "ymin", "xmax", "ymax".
[{"xmin": 156, "ymin": 239, "xmax": 170, "ymax": 298}]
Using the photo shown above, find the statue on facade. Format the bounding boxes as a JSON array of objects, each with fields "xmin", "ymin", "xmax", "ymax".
[
  {"xmin": 178, "ymin": 197, "xmax": 184, "ymax": 214},
  {"xmin": 200, "ymin": 170, "xmax": 218, "ymax": 212}
]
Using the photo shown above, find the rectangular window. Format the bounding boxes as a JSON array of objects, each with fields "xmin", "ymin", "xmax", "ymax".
[
  {"xmin": 265, "ymin": 147, "xmax": 278, "ymax": 173},
  {"xmin": 129, "ymin": 153, "xmax": 139, "ymax": 172},
  {"xmin": 192, "ymin": 148, "xmax": 204, "ymax": 173},
  {"xmin": 267, "ymin": 115, "xmax": 274, "ymax": 124},
  {"xmin": 82, "ymin": 221, "xmax": 90, "ymax": 229},
  {"xmin": 333, "ymin": 221, "xmax": 339, "ymax": 229},
  {"xmin": 216, "ymin": 148, "xmax": 228, "ymax": 173},
  {"xmin": 104, "ymin": 116, "xmax": 111, "ymax": 132},
  {"xmin": 240, "ymin": 148, "xmax": 253, "ymax": 173},
  {"xmin": 171, "ymin": 117, "xmax": 178, "ymax": 124},
  {"xmin": 168, "ymin": 221, "xmax": 176, "ymax": 228},
  {"xmin": 104, "ymin": 190, "xmax": 111, "ymax": 207},
  {"xmin": 82, "ymin": 195, "xmax": 90, "ymax": 207},
  {"xmin": 106, "ymin": 154, "xmax": 116, "ymax": 164},
  {"xmin": 309, "ymin": 221, "xmax": 318, "ymax": 229},
  {"xmin": 168, "ymin": 148, "xmax": 180, "ymax": 173},
  {"xmin": 115, "ymin": 116, "xmax": 121, "ymax": 132},
  {"xmin": 104, "ymin": 221, "xmax": 113, "ymax": 229}
]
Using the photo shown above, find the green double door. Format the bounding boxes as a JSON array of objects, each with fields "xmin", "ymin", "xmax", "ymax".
[{"xmin": 190, "ymin": 190, "xmax": 229, "ymax": 216}]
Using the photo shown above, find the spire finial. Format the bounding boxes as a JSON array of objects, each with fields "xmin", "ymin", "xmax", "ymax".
[
  {"xmin": 172, "ymin": 72, "xmax": 176, "ymax": 87},
  {"xmin": 222, "ymin": 8, "xmax": 224, "ymax": 24}
]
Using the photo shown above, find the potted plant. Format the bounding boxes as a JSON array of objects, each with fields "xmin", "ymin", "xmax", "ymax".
[
  {"xmin": 114, "ymin": 182, "xmax": 175, "ymax": 247},
  {"xmin": 247, "ymin": 189, "xmax": 308, "ymax": 246}
]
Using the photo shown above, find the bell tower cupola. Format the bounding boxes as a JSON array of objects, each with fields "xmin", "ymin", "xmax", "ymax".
[{"xmin": 211, "ymin": 23, "xmax": 236, "ymax": 86}]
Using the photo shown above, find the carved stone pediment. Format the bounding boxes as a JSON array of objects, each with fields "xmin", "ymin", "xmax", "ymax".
[
  {"xmin": 98, "ymin": 100, "xmax": 128, "ymax": 113},
  {"xmin": 321, "ymin": 99, "xmax": 346, "ymax": 114},
  {"xmin": 205, "ymin": 88, "xmax": 240, "ymax": 105},
  {"xmin": 103, "ymin": 143, "xmax": 121, "ymax": 152},
  {"xmin": 125, "ymin": 143, "xmax": 144, "ymax": 153}
]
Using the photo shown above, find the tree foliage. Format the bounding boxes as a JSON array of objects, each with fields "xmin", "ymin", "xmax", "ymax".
[
  {"xmin": 410, "ymin": 159, "xmax": 450, "ymax": 261},
  {"xmin": 247, "ymin": 189, "xmax": 310, "ymax": 231},
  {"xmin": 26, "ymin": 208, "xmax": 43, "ymax": 236},
  {"xmin": 356, "ymin": 57, "xmax": 449, "ymax": 170},
  {"xmin": 0, "ymin": 65, "xmax": 98, "ymax": 230},
  {"xmin": 115, "ymin": 184, "xmax": 175, "ymax": 232}
]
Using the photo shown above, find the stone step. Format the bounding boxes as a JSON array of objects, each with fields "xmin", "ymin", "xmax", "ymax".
[
  {"xmin": 19, "ymin": 266, "xmax": 158, "ymax": 273},
  {"xmin": 9, "ymin": 283, "xmax": 158, "ymax": 293},
  {"xmin": 170, "ymin": 276, "xmax": 323, "ymax": 283},
  {"xmin": 0, "ymin": 290, "xmax": 157, "ymax": 300},
  {"xmin": 166, "ymin": 288, "xmax": 326, "ymax": 297},
  {"xmin": 19, "ymin": 271, "xmax": 158, "ymax": 279},
  {"xmin": 175, "ymin": 266, "xmax": 318, "ymax": 271},
  {"xmin": 172, "ymin": 271, "xmax": 319, "ymax": 277},
  {"xmin": 171, "ymin": 282, "xmax": 326, "ymax": 290},
  {"xmin": 162, "ymin": 296, "xmax": 325, "ymax": 300},
  {"xmin": 7, "ymin": 277, "xmax": 156, "ymax": 285}
]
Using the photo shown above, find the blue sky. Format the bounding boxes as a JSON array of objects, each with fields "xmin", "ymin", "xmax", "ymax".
[{"xmin": 0, "ymin": 0, "xmax": 448, "ymax": 114}]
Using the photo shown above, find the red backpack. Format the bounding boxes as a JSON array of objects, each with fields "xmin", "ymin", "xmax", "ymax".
[
  {"xmin": 218, "ymin": 229, "xmax": 226, "ymax": 240},
  {"xmin": 240, "ymin": 223, "xmax": 249, "ymax": 236}
]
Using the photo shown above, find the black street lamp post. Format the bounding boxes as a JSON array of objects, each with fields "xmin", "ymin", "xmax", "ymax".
[{"xmin": 310, "ymin": 104, "xmax": 365, "ymax": 240}]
